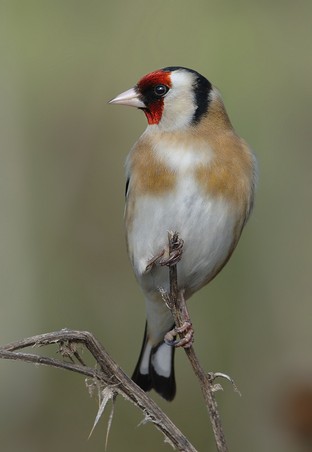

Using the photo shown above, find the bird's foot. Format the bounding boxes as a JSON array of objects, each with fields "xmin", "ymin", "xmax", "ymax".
[
  {"xmin": 145, "ymin": 250, "xmax": 165, "ymax": 273},
  {"xmin": 159, "ymin": 235, "xmax": 184, "ymax": 267},
  {"xmin": 164, "ymin": 321, "xmax": 194, "ymax": 348},
  {"xmin": 144, "ymin": 235, "xmax": 184, "ymax": 272}
]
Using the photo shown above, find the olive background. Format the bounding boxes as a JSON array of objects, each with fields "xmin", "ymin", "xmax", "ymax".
[{"xmin": 1, "ymin": 1, "xmax": 312, "ymax": 451}]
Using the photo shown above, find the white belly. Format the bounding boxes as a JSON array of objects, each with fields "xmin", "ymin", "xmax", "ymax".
[{"xmin": 126, "ymin": 176, "xmax": 237, "ymax": 297}]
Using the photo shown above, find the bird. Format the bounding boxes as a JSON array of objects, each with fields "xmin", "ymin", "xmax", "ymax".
[{"xmin": 109, "ymin": 66, "xmax": 257, "ymax": 401}]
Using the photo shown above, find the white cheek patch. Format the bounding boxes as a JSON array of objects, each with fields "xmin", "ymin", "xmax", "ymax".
[
  {"xmin": 151, "ymin": 343, "xmax": 172, "ymax": 378},
  {"xmin": 169, "ymin": 70, "xmax": 195, "ymax": 91},
  {"xmin": 158, "ymin": 70, "xmax": 197, "ymax": 131}
]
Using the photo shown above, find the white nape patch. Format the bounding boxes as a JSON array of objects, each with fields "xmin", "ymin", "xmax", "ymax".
[
  {"xmin": 157, "ymin": 70, "xmax": 197, "ymax": 131},
  {"xmin": 139, "ymin": 341, "xmax": 152, "ymax": 375},
  {"xmin": 151, "ymin": 343, "xmax": 172, "ymax": 378}
]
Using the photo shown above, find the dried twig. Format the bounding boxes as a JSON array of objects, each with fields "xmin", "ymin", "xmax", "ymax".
[
  {"xmin": 0, "ymin": 232, "xmax": 232, "ymax": 451},
  {"xmin": 166, "ymin": 231, "xmax": 229, "ymax": 452},
  {"xmin": 0, "ymin": 330, "xmax": 197, "ymax": 452}
]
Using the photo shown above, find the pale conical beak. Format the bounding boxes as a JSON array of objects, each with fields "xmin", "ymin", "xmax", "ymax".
[{"xmin": 108, "ymin": 87, "xmax": 145, "ymax": 108}]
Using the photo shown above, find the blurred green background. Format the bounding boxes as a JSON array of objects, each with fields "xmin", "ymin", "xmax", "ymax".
[{"xmin": 1, "ymin": 1, "xmax": 312, "ymax": 451}]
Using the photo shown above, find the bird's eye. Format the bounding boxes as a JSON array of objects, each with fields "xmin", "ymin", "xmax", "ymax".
[{"xmin": 154, "ymin": 84, "xmax": 169, "ymax": 97}]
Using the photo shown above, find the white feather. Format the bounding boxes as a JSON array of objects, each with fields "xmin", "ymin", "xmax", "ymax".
[
  {"xmin": 139, "ymin": 341, "xmax": 152, "ymax": 375},
  {"xmin": 154, "ymin": 140, "xmax": 213, "ymax": 171},
  {"xmin": 157, "ymin": 70, "xmax": 197, "ymax": 131},
  {"xmin": 151, "ymin": 343, "xmax": 172, "ymax": 378},
  {"xmin": 128, "ymin": 174, "xmax": 237, "ymax": 295}
]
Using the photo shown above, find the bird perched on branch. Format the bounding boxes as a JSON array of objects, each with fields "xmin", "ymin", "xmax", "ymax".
[{"xmin": 109, "ymin": 66, "xmax": 257, "ymax": 401}]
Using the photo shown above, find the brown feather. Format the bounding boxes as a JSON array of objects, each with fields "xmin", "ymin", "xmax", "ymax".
[{"xmin": 129, "ymin": 139, "xmax": 177, "ymax": 195}]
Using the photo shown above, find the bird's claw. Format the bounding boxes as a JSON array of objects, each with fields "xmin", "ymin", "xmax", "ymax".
[
  {"xmin": 164, "ymin": 321, "xmax": 194, "ymax": 348},
  {"xmin": 159, "ymin": 236, "xmax": 184, "ymax": 267},
  {"xmin": 145, "ymin": 236, "xmax": 184, "ymax": 272},
  {"xmin": 145, "ymin": 250, "xmax": 165, "ymax": 273}
]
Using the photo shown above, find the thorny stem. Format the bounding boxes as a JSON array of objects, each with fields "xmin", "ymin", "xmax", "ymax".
[{"xmin": 168, "ymin": 231, "xmax": 229, "ymax": 452}]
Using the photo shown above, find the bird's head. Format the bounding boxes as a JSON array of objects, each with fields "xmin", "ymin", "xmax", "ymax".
[{"xmin": 109, "ymin": 67, "xmax": 213, "ymax": 132}]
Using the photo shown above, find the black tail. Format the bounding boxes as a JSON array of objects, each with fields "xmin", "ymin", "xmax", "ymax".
[{"xmin": 132, "ymin": 323, "xmax": 176, "ymax": 401}]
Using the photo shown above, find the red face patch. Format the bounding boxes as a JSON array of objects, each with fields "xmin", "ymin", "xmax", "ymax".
[{"xmin": 137, "ymin": 70, "xmax": 172, "ymax": 125}]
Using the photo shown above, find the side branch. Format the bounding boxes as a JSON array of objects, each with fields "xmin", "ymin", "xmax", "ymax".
[{"xmin": 167, "ymin": 232, "xmax": 229, "ymax": 452}]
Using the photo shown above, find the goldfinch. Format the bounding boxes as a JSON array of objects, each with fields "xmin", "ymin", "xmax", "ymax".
[{"xmin": 109, "ymin": 66, "xmax": 257, "ymax": 401}]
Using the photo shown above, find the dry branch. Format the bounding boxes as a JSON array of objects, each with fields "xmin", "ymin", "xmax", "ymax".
[
  {"xmin": 0, "ymin": 232, "xmax": 232, "ymax": 451},
  {"xmin": 166, "ymin": 232, "xmax": 229, "ymax": 452},
  {"xmin": 0, "ymin": 330, "xmax": 197, "ymax": 452}
]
